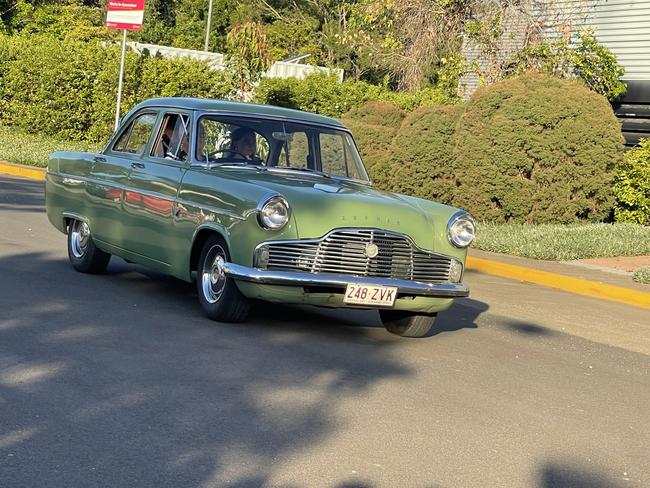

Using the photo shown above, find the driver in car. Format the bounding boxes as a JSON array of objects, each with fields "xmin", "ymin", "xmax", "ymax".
[{"xmin": 229, "ymin": 127, "xmax": 257, "ymax": 160}]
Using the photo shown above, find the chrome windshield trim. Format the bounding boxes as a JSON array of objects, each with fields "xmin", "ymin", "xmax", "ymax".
[{"xmin": 222, "ymin": 261, "xmax": 469, "ymax": 298}]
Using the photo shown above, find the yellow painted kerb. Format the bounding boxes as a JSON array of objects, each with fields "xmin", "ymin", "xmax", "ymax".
[
  {"xmin": 0, "ymin": 161, "xmax": 46, "ymax": 181},
  {"xmin": 467, "ymin": 256, "xmax": 650, "ymax": 310}
]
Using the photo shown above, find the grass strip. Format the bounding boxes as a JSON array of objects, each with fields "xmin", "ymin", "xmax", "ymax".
[
  {"xmin": 633, "ymin": 267, "xmax": 650, "ymax": 284},
  {"xmin": 0, "ymin": 126, "xmax": 100, "ymax": 168},
  {"xmin": 473, "ymin": 222, "xmax": 650, "ymax": 260}
]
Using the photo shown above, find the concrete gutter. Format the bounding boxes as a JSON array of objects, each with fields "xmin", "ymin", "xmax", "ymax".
[{"xmin": 2, "ymin": 160, "xmax": 649, "ymax": 310}]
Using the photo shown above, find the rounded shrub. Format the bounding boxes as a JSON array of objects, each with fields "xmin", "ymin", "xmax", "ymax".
[
  {"xmin": 342, "ymin": 101, "xmax": 406, "ymax": 183},
  {"xmin": 344, "ymin": 101, "xmax": 406, "ymax": 128},
  {"xmin": 451, "ymin": 74, "xmax": 624, "ymax": 223},
  {"xmin": 614, "ymin": 138, "xmax": 650, "ymax": 225},
  {"xmin": 374, "ymin": 104, "xmax": 465, "ymax": 202}
]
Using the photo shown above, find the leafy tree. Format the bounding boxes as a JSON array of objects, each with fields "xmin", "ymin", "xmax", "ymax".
[{"xmin": 226, "ymin": 20, "xmax": 273, "ymax": 97}]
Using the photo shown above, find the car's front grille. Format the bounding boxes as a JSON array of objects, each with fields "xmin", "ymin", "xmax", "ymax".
[{"xmin": 258, "ymin": 229, "xmax": 452, "ymax": 283}]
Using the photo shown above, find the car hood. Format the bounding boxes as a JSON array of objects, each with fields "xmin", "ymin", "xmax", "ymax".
[{"xmin": 223, "ymin": 167, "xmax": 458, "ymax": 252}]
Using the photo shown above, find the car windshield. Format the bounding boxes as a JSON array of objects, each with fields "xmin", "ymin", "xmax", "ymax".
[{"xmin": 196, "ymin": 115, "xmax": 370, "ymax": 182}]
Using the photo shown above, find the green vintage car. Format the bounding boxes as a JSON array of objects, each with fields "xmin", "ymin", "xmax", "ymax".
[{"xmin": 45, "ymin": 98, "xmax": 475, "ymax": 337}]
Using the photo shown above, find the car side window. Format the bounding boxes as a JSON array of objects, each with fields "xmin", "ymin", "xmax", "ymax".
[
  {"xmin": 151, "ymin": 113, "xmax": 190, "ymax": 161},
  {"xmin": 113, "ymin": 113, "xmax": 157, "ymax": 155}
]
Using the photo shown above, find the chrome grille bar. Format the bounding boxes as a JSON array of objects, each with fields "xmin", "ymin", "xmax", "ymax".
[{"xmin": 257, "ymin": 228, "xmax": 453, "ymax": 284}]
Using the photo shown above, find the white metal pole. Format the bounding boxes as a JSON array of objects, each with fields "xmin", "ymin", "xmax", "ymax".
[
  {"xmin": 115, "ymin": 28, "xmax": 128, "ymax": 131},
  {"xmin": 204, "ymin": 0, "xmax": 213, "ymax": 52}
]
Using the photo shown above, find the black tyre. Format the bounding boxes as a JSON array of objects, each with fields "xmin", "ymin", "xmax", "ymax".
[
  {"xmin": 379, "ymin": 310, "xmax": 437, "ymax": 338},
  {"xmin": 196, "ymin": 235, "xmax": 250, "ymax": 322},
  {"xmin": 67, "ymin": 219, "xmax": 111, "ymax": 274}
]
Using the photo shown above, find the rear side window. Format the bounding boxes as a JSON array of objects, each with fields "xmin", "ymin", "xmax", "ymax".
[
  {"xmin": 151, "ymin": 113, "xmax": 191, "ymax": 161},
  {"xmin": 113, "ymin": 113, "xmax": 157, "ymax": 155}
]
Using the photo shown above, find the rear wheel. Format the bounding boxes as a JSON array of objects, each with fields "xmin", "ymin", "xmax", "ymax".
[
  {"xmin": 67, "ymin": 219, "xmax": 111, "ymax": 274},
  {"xmin": 379, "ymin": 310, "xmax": 437, "ymax": 338},
  {"xmin": 196, "ymin": 235, "xmax": 250, "ymax": 322}
]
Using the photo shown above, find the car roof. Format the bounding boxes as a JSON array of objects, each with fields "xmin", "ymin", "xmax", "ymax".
[{"xmin": 134, "ymin": 97, "xmax": 346, "ymax": 129}]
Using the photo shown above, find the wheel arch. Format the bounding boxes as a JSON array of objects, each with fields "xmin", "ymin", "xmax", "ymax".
[
  {"xmin": 62, "ymin": 212, "xmax": 88, "ymax": 234},
  {"xmin": 190, "ymin": 224, "xmax": 231, "ymax": 273}
]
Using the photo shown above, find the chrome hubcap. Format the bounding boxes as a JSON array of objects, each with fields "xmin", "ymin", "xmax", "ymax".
[
  {"xmin": 70, "ymin": 221, "xmax": 90, "ymax": 258},
  {"xmin": 202, "ymin": 245, "xmax": 227, "ymax": 304}
]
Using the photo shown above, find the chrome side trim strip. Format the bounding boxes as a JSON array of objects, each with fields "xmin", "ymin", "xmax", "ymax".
[{"xmin": 222, "ymin": 262, "xmax": 469, "ymax": 298}]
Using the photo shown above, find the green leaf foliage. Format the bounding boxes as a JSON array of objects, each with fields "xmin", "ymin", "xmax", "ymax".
[
  {"xmin": 0, "ymin": 34, "xmax": 232, "ymax": 142},
  {"xmin": 254, "ymin": 72, "xmax": 455, "ymax": 118},
  {"xmin": 633, "ymin": 266, "xmax": 650, "ymax": 284},
  {"xmin": 506, "ymin": 30, "xmax": 627, "ymax": 102},
  {"xmin": 345, "ymin": 74, "xmax": 625, "ymax": 224},
  {"xmin": 614, "ymin": 138, "xmax": 650, "ymax": 225},
  {"xmin": 452, "ymin": 74, "xmax": 624, "ymax": 223},
  {"xmin": 341, "ymin": 102, "xmax": 406, "ymax": 183},
  {"xmin": 358, "ymin": 104, "xmax": 463, "ymax": 201}
]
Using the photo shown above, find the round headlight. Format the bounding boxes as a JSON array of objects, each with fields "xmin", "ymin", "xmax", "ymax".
[
  {"xmin": 257, "ymin": 194, "xmax": 290, "ymax": 230},
  {"xmin": 447, "ymin": 212, "xmax": 476, "ymax": 248}
]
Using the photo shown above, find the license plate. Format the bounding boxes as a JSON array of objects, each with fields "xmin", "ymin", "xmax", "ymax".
[{"xmin": 344, "ymin": 284, "xmax": 397, "ymax": 307}]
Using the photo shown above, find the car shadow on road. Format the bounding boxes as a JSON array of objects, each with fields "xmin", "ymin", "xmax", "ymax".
[
  {"xmin": 0, "ymin": 251, "xmax": 430, "ymax": 487},
  {"xmin": 538, "ymin": 461, "xmax": 633, "ymax": 488},
  {"xmin": 102, "ymin": 256, "xmax": 489, "ymax": 341}
]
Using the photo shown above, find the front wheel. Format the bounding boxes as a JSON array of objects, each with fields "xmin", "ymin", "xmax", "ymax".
[
  {"xmin": 67, "ymin": 219, "xmax": 111, "ymax": 274},
  {"xmin": 379, "ymin": 310, "xmax": 437, "ymax": 338},
  {"xmin": 196, "ymin": 235, "xmax": 250, "ymax": 323}
]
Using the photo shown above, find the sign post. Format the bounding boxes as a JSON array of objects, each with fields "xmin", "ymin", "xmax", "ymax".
[{"xmin": 106, "ymin": 1, "xmax": 146, "ymax": 131}]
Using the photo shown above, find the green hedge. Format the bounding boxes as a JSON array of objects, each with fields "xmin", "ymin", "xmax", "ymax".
[
  {"xmin": 345, "ymin": 74, "xmax": 625, "ymax": 224},
  {"xmin": 0, "ymin": 34, "xmax": 231, "ymax": 142},
  {"xmin": 253, "ymin": 73, "xmax": 455, "ymax": 118},
  {"xmin": 614, "ymin": 138, "xmax": 650, "ymax": 225}
]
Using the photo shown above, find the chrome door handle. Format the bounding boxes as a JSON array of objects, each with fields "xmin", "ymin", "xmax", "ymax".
[
  {"xmin": 94, "ymin": 156, "xmax": 106, "ymax": 163},
  {"xmin": 131, "ymin": 162, "xmax": 145, "ymax": 169}
]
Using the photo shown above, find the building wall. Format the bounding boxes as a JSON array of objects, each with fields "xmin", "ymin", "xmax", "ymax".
[{"xmin": 460, "ymin": 0, "xmax": 650, "ymax": 96}]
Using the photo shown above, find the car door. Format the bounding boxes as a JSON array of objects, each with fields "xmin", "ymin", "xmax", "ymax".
[
  {"xmin": 89, "ymin": 110, "xmax": 158, "ymax": 250},
  {"xmin": 123, "ymin": 110, "xmax": 191, "ymax": 269}
]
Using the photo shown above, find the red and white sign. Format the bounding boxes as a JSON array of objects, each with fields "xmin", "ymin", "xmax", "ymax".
[{"xmin": 106, "ymin": 1, "xmax": 146, "ymax": 31}]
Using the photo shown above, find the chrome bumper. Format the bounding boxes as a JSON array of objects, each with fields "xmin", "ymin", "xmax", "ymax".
[{"xmin": 222, "ymin": 262, "xmax": 469, "ymax": 298}]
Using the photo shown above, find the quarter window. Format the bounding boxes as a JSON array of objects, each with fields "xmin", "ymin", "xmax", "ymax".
[{"xmin": 113, "ymin": 113, "xmax": 157, "ymax": 155}]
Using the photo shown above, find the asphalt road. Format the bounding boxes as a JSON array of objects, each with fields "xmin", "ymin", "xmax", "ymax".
[{"xmin": 1, "ymin": 175, "xmax": 649, "ymax": 488}]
